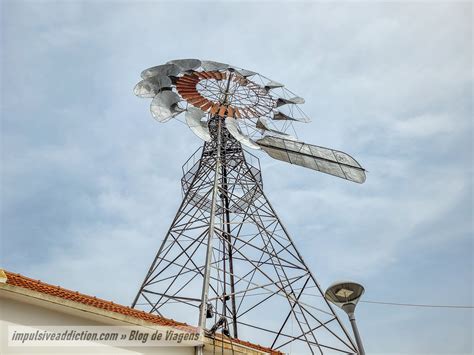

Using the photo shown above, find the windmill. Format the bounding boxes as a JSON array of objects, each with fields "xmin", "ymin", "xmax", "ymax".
[{"xmin": 131, "ymin": 59, "xmax": 366, "ymax": 354}]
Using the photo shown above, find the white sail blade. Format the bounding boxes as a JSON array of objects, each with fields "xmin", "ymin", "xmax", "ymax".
[
  {"xmin": 150, "ymin": 91, "xmax": 184, "ymax": 122},
  {"xmin": 201, "ymin": 60, "xmax": 229, "ymax": 71},
  {"xmin": 264, "ymin": 80, "xmax": 284, "ymax": 90},
  {"xmin": 141, "ymin": 63, "xmax": 180, "ymax": 79},
  {"xmin": 276, "ymin": 96, "xmax": 305, "ymax": 107},
  {"xmin": 272, "ymin": 111, "xmax": 299, "ymax": 121},
  {"xmin": 256, "ymin": 118, "xmax": 297, "ymax": 140},
  {"xmin": 167, "ymin": 58, "xmax": 202, "ymax": 71},
  {"xmin": 134, "ymin": 75, "xmax": 172, "ymax": 98},
  {"xmin": 225, "ymin": 117, "xmax": 261, "ymax": 150},
  {"xmin": 234, "ymin": 68, "xmax": 257, "ymax": 77},
  {"xmin": 185, "ymin": 107, "xmax": 212, "ymax": 142}
]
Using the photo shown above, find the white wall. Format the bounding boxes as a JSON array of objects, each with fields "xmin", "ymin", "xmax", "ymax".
[{"xmin": 0, "ymin": 292, "xmax": 195, "ymax": 355}]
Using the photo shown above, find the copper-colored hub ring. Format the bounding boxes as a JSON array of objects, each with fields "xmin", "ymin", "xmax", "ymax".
[{"xmin": 176, "ymin": 71, "xmax": 269, "ymax": 119}]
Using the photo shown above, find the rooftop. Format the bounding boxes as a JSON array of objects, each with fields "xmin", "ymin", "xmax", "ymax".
[{"xmin": 0, "ymin": 269, "xmax": 280, "ymax": 354}]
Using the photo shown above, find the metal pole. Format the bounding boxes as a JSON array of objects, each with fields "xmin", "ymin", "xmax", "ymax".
[
  {"xmin": 220, "ymin": 72, "xmax": 238, "ymax": 337},
  {"xmin": 196, "ymin": 118, "xmax": 222, "ymax": 355},
  {"xmin": 221, "ymin": 153, "xmax": 239, "ymax": 338},
  {"xmin": 345, "ymin": 310, "xmax": 365, "ymax": 355}
]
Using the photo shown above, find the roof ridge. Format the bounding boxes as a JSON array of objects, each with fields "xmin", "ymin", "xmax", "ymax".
[
  {"xmin": 6, "ymin": 271, "xmax": 123, "ymax": 307},
  {"xmin": 2, "ymin": 269, "xmax": 190, "ymax": 328},
  {"xmin": 1, "ymin": 269, "xmax": 281, "ymax": 354}
]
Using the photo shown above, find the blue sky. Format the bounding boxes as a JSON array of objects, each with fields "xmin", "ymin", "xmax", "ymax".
[{"xmin": 1, "ymin": 1, "xmax": 472, "ymax": 353}]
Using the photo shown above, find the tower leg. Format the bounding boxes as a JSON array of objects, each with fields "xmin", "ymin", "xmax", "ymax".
[{"xmin": 198, "ymin": 118, "xmax": 222, "ymax": 330}]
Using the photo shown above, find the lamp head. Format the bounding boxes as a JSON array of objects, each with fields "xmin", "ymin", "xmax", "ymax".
[{"xmin": 325, "ymin": 281, "xmax": 365, "ymax": 316}]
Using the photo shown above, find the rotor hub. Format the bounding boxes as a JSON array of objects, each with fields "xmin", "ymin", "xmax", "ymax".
[{"xmin": 176, "ymin": 70, "xmax": 275, "ymax": 119}]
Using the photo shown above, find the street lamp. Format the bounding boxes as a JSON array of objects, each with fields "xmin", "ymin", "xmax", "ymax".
[{"xmin": 325, "ymin": 281, "xmax": 366, "ymax": 355}]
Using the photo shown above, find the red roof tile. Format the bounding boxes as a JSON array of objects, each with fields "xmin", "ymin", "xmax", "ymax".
[
  {"xmin": 213, "ymin": 333, "xmax": 283, "ymax": 355},
  {"xmin": 2, "ymin": 270, "xmax": 280, "ymax": 354},
  {"xmin": 3, "ymin": 270, "xmax": 191, "ymax": 329}
]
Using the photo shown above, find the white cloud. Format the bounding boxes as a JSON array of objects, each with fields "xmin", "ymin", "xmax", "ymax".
[{"xmin": 392, "ymin": 113, "xmax": 463, "ymax": 138}]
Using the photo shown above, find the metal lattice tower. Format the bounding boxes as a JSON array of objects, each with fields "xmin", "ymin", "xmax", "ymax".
[{"xmin": 131, "ymin": 59, "xmax": 366, "ymax": 354}]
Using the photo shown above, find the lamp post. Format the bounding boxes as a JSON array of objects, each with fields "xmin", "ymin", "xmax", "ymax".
[{"xmin": 325, "ymin": 281, "xmax": 366, "ymax": 355}]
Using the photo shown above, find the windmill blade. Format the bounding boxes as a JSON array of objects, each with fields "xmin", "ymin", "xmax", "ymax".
[
  {"xmin": 225, "ymin": 117, "xmax": 261, "ymax": 150},
  {"xmin": 134, "ymin": 75, "xmax": 172, "ymax": 98},
  {"xmin": 265, "ymin": 80, "xmax": 284, "ymax": 90},
  {"xmin": 272, "ymin": 110, "xmax": 311, "ymax": 123},
  {"xmin": 141, "ymin": 63, "xmax": 181, "ymax": 79},
  {"xmin": 256, "ymin": 136, "xmax": 366, "ymax": 183},
  {"xmin": 256, "ymin": 118, "xmax": 297, "ymax": 141},
  {"xmin": 272, "ymin": 111, "xmax": 300, "ymax": 122},
  {"xmin": 276, "ymin": 96, "xmax": 305, "ymax": 107},
  {"xmin": 150, "ymin": 91, "xmax": 184, "ymax": 122},
  {"xmin": 201, "ymin": 60, "xmax": 229, "ymax": 71},
  {"xmin": 167, "ymin": 59, "xmax": 202, "ymax": 71},
  {"xmin": 185, "ymin": 107, "xmax": 212, "ymax": 142},
  {"xmin": 234, "ymin": 68, "xmax": 257, "ymax": 78}
]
